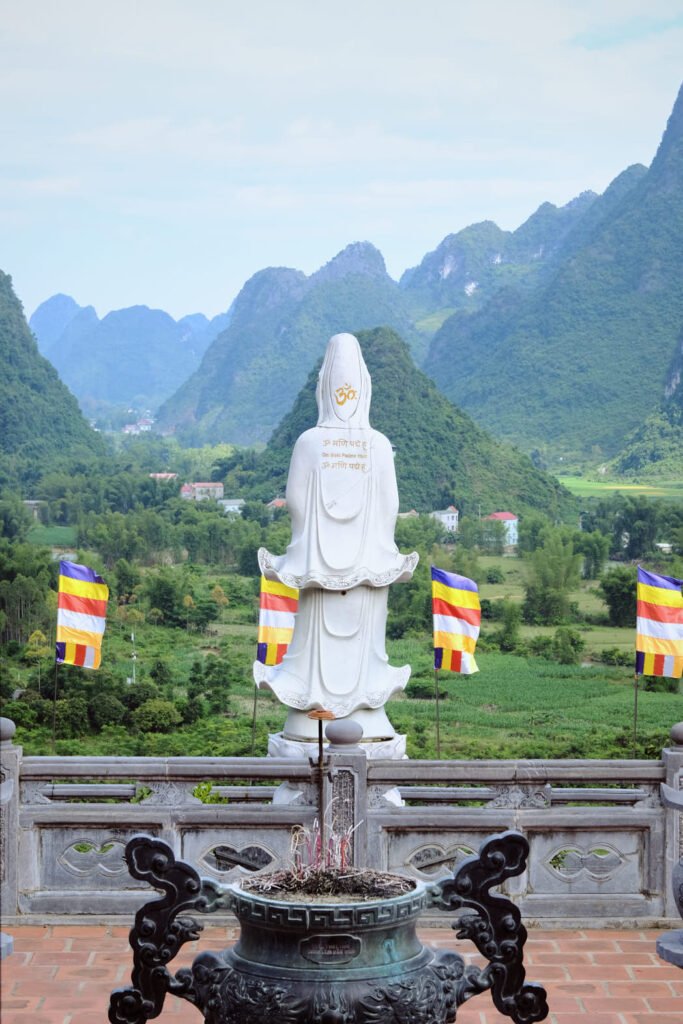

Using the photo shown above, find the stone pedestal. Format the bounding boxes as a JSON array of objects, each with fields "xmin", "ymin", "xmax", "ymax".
[
  {"xmin": 268, "ymin": 705, "xmax": 407, "ymax": 760},
  {"xmin": 268, "ymin": 731, "xmax": 406, "ymax": 760}
]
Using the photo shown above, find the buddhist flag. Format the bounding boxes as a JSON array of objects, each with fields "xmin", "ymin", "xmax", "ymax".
[
  {"xmin": 256, "ymin": 576, "xmax": 299, "ymax": 666},
  {"xmin": 56, "ymin": 560, "xmax": 108, "ymax": 670},
  {"xmin": 431, "ymin": 566, "xmax": 481, "ymax": 674},
  {"xmin": 635, "ymin": 567, "xmax": 683, "ymax": 679}
]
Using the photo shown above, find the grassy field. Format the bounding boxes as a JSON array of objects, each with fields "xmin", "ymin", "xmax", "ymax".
[
  {"xmin": 26, "ymin": 524, "xmax": 78, "ymax": 547},
  {"xmin": 558, "ymin": 476, "xmax": 683, "ymax": 502},
  {"xmin": 475, "ymin": 555, "xmax": 634, "ymax": 655}
]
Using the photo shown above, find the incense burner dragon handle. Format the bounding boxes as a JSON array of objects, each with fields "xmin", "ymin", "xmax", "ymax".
[{"xmin": 430, "ymin": 829, "xmax": 548, "ymax": 1022}]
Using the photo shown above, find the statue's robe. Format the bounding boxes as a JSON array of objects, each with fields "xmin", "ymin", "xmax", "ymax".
[{"xmin": 253, "ymin": 333, "xmax": 417, "ymax": 720}]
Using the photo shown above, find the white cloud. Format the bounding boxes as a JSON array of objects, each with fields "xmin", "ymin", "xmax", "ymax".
[{"xmin": 1, "ymin": 0, "xmax": 682, "ymax": 317}]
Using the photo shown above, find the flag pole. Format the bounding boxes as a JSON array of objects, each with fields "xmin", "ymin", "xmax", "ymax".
[
  {"xmin": 51, "ymin": 659, "xmax": 59, "ymax": 754},
  {"xmin": 632, "ymin": 671, "xmax": 639, "ymax": 759},
  {"xmin": 250, "ymin": 684, "xmax": 258, "ymax": 755},
  {"xmin": 434, "ymin": 667, "xmax": 441, "ymax": 759}
]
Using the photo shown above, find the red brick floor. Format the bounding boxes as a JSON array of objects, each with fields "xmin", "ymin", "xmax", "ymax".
[{"xmin": 1, "ymin": 925, "xmax": 681, "ymax": 1024}]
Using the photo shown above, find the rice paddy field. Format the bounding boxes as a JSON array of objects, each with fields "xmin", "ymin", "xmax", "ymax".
[{"xmin": 558, "ymin": 476, "xmax": 683, "ymax": 503}]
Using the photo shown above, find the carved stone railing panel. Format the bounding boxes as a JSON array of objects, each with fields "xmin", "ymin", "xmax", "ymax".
[
  {"xmin": 406, "ymin": 842, "xmax": 476, "ymax": 877},
  {"xmin": 3, "ymin": 746, "xmax": 681, "ymax": 924},
  {"xmin": 45, "ymin": 828, "xmax": 156, "ymax": 890},
  {"xmin": 530, "ymin": 829, "xmax": 644, "ymax": 895},
  {"xmin": 181, "ymin": 827, "xmax": 294, "ymax": 883}
]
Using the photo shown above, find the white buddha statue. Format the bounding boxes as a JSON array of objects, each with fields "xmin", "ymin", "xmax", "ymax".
[{"xmin": 254, "ymin": 332, "xmax": 418, "ymax": 750}]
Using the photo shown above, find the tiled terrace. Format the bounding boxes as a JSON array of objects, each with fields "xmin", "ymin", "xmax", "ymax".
[{"xmin": 1, "ymin": 924, "xmax": 681, "ymax": 1024}]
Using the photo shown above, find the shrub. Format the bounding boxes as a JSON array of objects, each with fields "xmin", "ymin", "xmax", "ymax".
[
  {"xmin": 132, "ymin": 698, "xmax": 182, "ymax": 733},
  {"xmin": 598, "ymin": 647, "xmax": 632, "ymax": 667},
  {"xmin": 528, "ymin": 635, "xmax": 554, "ymax": 658},
  {"xmin": 552, "ymin": 627, "xmax": 585, "ymax": 665},
  {"xmin": 486, "ymin": 567, "xmax": 505, "ymax": 584},
  {"xmin": 405, "ymin": 681, "xmax": 448, "ymax": 700},
  {"xmin": 89, "ymin": 694, "xmax": 128, "ymax": 730}
]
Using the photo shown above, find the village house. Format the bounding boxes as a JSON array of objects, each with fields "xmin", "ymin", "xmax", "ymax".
[
  {"xmin": 430, "ymin": 504, "xmax": 459, "ymax": 533},
  {"xmin": 180, "ymin": 481, "xmax": 225, "ymax": 501},
  {"xmin": 483, "ymin": 510, "xmax": 519, "ymax": 548},
  {"xmin": 217, "ymin": 497, "xmax": 245, "ymax": 515}
]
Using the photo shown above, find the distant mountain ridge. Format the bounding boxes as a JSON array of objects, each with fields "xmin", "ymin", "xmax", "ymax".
[
  {"xmin": 29, "ymin": 296, "xmax": 232, "ymax": 414},
  {"xmin": 156, "ymin": 86, "xmax": 683, "ymax": 456},
  {"xmin": 398, "ymin": 190, "xmax": 600, "ymax": 319},
  {"xmin": 155, "ymin": 242, "xmax": 421, "ymax": 445}
]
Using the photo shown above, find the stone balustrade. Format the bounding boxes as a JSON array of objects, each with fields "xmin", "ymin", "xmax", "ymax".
[{"xmin": 1, "ymin": 716, "xmax": 681, "ymax": 926}]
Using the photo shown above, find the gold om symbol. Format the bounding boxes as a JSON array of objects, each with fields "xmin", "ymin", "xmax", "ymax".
[{"xmin": 334, "ymin": 383, "xmax": 358, "ymax": 406}]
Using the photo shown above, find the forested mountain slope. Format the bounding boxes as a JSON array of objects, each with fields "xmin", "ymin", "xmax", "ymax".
[
  {"xmin": 399, "ymin": 189, "xmax": 601, "ymax": 321},
  {"xmin": 610, "ymin": 328, "xmax": 683, "ymax": 478},
  {"xmin": 234, "ymin": 325, "xmax": 576, "ymax": 519},
  {"xmin": 424, "ymin": 83, "xmax": 683, "ymax": 462},
  {"xmin": 0, "ymin": 272, "xmax": 105, "ymax": 466},
  {"xmin": 155, "ymin": 243, "xmax": 420, "ymax": 445}
]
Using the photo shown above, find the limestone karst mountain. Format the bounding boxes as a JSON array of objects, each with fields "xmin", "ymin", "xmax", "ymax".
[
  {"xmin": 228, "ymin": 325, "xmax": 576, "ymax": 520},
  {"xmin": 610, "ymin": 328, "xmax": 683, "ymax": 479},
  {"xmin": 28, "ymin": 293, "xmax": 86, "ymax": 360},
  {"xmin": 155, "ymin": 242, "xmax": 420, "ymax": 445},
  {"xmin": 0, "ymin": 272, "xmax": 105, "ymax": 462},
  {"xmin": 423, "ymin": 82, "xmax": 683, "ymax": 462},
  {"xmin": 398, "ymin": 190, "xmax": 599, "ymax": 322}
]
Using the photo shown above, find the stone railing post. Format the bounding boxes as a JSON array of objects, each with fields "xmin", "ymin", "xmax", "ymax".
[
  {"xmin": 661, "ymin": 722, "xmax": 683, "ymax": 923},
  {"xmin": 322, "ymin": 720, "xmax": 368, "ymax": 868},
  {"xmin": 1, "ymin": 717, "xmax": 21, "ymax": 956}
]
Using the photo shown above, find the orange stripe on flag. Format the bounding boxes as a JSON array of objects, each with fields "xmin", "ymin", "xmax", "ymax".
[
  {"xmin": 432, "ymin": 597, "xmax": 481, "ymax": 626},
  {"xmin": 260, "ymin": 592, "xmax": 299, "ymax": 613},
  {"xmin": 58, "ymin": 592, "xmax": 108, "ymax": 617},
  {"xmin": 637, "ymin": 599, "xmax": 683, "ymax": 624}
]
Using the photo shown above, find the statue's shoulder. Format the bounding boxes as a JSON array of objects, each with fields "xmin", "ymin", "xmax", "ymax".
[
  {"xmin": 369, "ymin": 429, "xmax": 393, "ymax": 452},
  {"xmin": 293, "ymin": 427, "xmax": 321, "ymax": 449}
]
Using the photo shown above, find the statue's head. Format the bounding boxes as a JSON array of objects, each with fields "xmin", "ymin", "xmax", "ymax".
[{"xmin": 316, "ymin": 333, "xmax": 371, "ymax": 427}]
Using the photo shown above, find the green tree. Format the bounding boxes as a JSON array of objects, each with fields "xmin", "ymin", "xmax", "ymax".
[
  {"xmin": 149, "ymin": 659, "xmax": 174, "ymax": 689},
  {"xmin": 142, "ymin": 571, "xmax": 184, "ymax": 627},
  {"xmin": 599, "ymin": 566, "xmax": 637, "ymax": 626},
  {"xmin": 480, "ymin": 518, "xmax": 506, "ymax": 554},
  {"xmin": 115, "ymin": 558, "xmax": 140, "ymax": 602},
  {"xmin": 522, "ymin": 531, "xmax": 582, "ymax": 625},
  {"xmin": 0, "ymin": 497, "xmax": 33, "ymax": 541},
  {"xmin": 455, "ymin": 516, "xmax": 482, "ymax": 550},
  {"xmin": 89, "ymin": 693, "xmax": 127, "ymax": 730},
  {"xmin": 574, "ymin": 530, "xmax": 610, "ymax": 579},
  {"xmin": 517, "ymin": 514, "xmax": 549, "ymax": 555},
  {"xmin": 24, "ymin": 629, "xmax": 51, "ymax": 662},
  {"xmin": 496, "ymin": 601, "xmax": 522, "ymax": 653},
  {"xmin": 54, "ymin": 695, "xmax": 90, "ymax": 738},
  {"xmin": 394, "ymin": 514, "xmax": 445, "ymax": 551},
  {"xmin": 122, "ymin": 680, "xmax": 160, "ymax": 711}
]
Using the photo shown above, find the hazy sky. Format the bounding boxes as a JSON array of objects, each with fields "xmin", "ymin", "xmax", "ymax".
[{"xmin": 2, "ymin": 1, "xmax": 682, "ymax": 320}]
